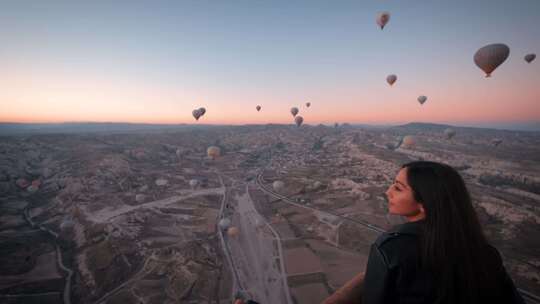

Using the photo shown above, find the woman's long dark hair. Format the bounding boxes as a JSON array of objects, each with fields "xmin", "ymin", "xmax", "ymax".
[{"xmin": 402, "ymin": 161, "xmax": 490, "ymax": 304}]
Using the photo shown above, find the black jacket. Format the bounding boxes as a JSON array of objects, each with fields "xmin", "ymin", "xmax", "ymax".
[{"xmin": 362, "ymin": 220, "xmax": 525, "ymax": 304}]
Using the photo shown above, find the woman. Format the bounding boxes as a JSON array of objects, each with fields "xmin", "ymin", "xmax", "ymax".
[{"xmin": 324, "ymin": 161, "xmax": 524, "ymax": 304}]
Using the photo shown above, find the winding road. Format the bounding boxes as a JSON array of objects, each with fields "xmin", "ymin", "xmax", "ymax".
[{"xmin": 23, "ymin": 204, "xmax": 73, "ymax": 304}]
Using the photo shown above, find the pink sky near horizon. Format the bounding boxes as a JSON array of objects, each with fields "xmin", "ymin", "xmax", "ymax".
[{"xmin": 1, "ymin": 64, "xmax": 538, "ymax": 125}]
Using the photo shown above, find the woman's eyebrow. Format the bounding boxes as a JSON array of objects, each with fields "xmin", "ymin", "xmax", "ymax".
[{"xmin": 395, "ymin": 180, "xmax": 408, "ymax": 188}]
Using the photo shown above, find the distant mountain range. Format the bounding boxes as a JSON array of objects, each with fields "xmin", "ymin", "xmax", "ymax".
[
  {"xmin": 0, "ymin": 121, "xmax": 538, "ymax": 135},
  {"xmin": 0, "ymin": 122, "xmax": 217, "ymax": 135},
  {"xmin": 392, "ymin": 122, "xmax": 540, "ymax": 134}
]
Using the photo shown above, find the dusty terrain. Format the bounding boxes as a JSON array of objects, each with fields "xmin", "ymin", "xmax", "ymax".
[{"xmin": 1, "ymin": 123, "xmax": 539, "ymax": 303}]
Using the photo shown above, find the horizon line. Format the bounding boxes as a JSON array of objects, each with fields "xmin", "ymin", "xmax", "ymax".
[{"xmin": 1, "ymin": 120, "xmax": 539, "ymax": 132}]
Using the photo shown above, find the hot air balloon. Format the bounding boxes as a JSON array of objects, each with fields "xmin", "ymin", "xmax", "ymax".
[
  {"xmin": 295, "ymin": 116, "xmax": 304, "ymax": 127},
  {"xmin": 444, "ymin": 128, "xmax": 456, "ymax": 139},
  {"xmin": 273, "ymin": 180, "xmax": 285, "ymax": 192},
  {"xmin": 227, "ymin": 226, "xmax": 240, "ymax": 237},
  {"xmin": 387, "ymin": 74, "xmax": 397, "ymax": 86},
  {"xmin": 491, "ymin": 138, "xmax": 503, "ymax": 147},
  {"xmin": 192, "ymin": 109, "xmax": 202, "ymax": 121},
  {"xmin": 198, "ymin": 107, "xmax": 206, "ymax": 116},
  {"xmin": 256, "ymin": 105, "xmax": 261, "ymax": 112},
  {"xmin": 401, "ymin": 135, "xmax": 416, "ymax": 148},
  {"xmin": 474, "ymin": 43, "xmax": 510, "ymax": 77},
  {"xmin": 376, "ymin": 12, "xmax": 391, "ymax": 30},
  {"xmin": 417, "ymin": 96, "xmax": 427, "ymax": 105},
  {"xmin": 290, "ymin": 107, "xmax": 299, "ymax": 117},
  {"xmin": 306, "ymin": 102, "xmax": 311, "ymax": 108},
  {"xmin": 525, "ymin": 54, "xmax": 536, "ymax": 63},
  {"xmin": 189, "ymin": 179, "xmax": 199, "ymax": 189},
  {"xmin": 219, "ymin": 218, "xmax": 231, "ymax": 231},
  {"xmin": 207, "ymin": 146, "xmax": 221, "ymax": 160}
]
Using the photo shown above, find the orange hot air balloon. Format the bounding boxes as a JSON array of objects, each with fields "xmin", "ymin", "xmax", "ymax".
[
  {"xmin": 401, "ymin": 135, "xmax": 416, "ymax": 148},
  {"xmin": 227, "ymin": 226, "xmax": 240, "ymax": 237},
  {"xmin": 207, "ymin": 146, "xmax": 221, "ymax": 160}
]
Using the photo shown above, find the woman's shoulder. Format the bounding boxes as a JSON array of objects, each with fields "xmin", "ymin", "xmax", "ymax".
[
  {"xmin": 375, "ymin": 220, "xmax": 424, "ymax": 248},
  {"xmin": 372, "ymin": 221, "xmax": 424, "ymax": 267},
  {"xmin": 481, "ymin": 243, "xmax": 506, "ymax": 270}
]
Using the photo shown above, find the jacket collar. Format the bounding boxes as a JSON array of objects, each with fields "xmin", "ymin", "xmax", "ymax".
[{"xmin": 388, "ymin": 219, "xmax": 425, "ymax": 235}]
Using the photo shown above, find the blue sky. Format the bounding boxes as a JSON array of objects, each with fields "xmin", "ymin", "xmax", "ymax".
[{"xmin": 1, "ymin": 0, "xmax": 539, "ymax": 129}]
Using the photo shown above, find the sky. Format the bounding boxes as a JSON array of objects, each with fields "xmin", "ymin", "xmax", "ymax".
[{"xmin": 1, "ymin": 0, "xmax": 539, "ymax": 129}]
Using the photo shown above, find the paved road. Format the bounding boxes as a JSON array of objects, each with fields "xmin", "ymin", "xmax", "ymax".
[
  {"xmin": 225, "ymin": 184, "xmax": 292, "ymax": 304},
  {"xmin": 90, "ymin": 187, "xmax": 225, "ymax": 223}
]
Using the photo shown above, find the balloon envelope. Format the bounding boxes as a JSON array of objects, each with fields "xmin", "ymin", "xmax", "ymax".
[
  {"xmin": 189, "ymin": 179, "xmax": 199, "ymax": 188},
  {"xmin": 256, "ymin": 105, "xmax": 261, "ymax": 111},
  {"xmin": 192, "ymin": 109, "xmax": 201, "ymax": 120},
  {"xmin": 295, "ymin": 116, "xmax": 304, "ymax": 127},
  {"xmin": 227, "ymin": 226, "xmax": 240, "ymax": 237},
  {"xmin": 387, "ymin": 74, "xmax": 397, "ymax": 86},
  {"xmin": 401, "ymin": 135, "xmax": 416, "ymax": 148},
  {"xmin": 290, "ymin": 107, "xmax": 299, "ymax": 117},
  {"xmin": 207, "ymin": 146, "xmax": 221, "ymax": 160},
  {"xmin": 524, "ymin": 53, "xmax": 536, "ymax": 63},
  {"xmin": 417, "ymin": 96, "xmax": 427, "ymax": 105},
  {"xmin": 474, "ymin": 43, "xmax": 510, "ymax": 77},
  {"xmin": 376, "ymin": 12, "xmax": 390, "ymax": 29},
  {"xmin": 273, "ymin": 180, "xmax": 285, "ymax": 192},
  {"xmin": 306, "ymin": 102, "xmax": 311, "ymax": 108},
  {"xmin": 219, "ymin": 218, "xmax": 231, "ymax": 230},
  {"xmin": 444, "ymin": 128, "xmax": 456, "ymax": 139},
  {"xmin": 198, "ymin": 107, "xmax": 206, "ymax": 116}
]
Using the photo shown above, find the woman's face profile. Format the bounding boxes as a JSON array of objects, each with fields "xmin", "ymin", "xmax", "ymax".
[{"xmin": 385, "ymin": 168, "xmax": 425, "ymax": 222}]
